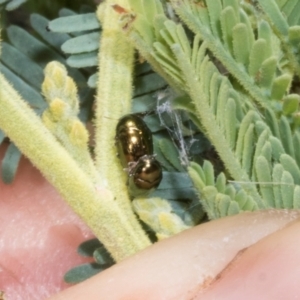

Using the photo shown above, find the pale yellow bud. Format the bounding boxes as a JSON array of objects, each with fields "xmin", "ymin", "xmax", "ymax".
[
  {"xmin": 49, "ymin": 98, "xmax": 67, "ymax": 121},
  {"xmin": 64, "ymin": 77, "xmax": 79, "ymax": 113},
  {"xmin": 42, "ymin": 75, "xmax": 56, "ymax": 102},
  {"xmin": 42, "ymin": 111, "xmax": 55, "ymax": 130},
  {"xmin": 69, "ymin": 120, "xmax": 89, "ymax": 146}
]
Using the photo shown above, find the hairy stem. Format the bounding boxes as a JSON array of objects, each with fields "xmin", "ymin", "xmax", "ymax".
[
  {"xmin": 0, "ymin": 73, "xmax": 149, "ymax": 261},
  {"xmin": 94, "ymin": 1, "xmax": 151, "ymax": 248},
  {"xmin": 172, "ymin": 45, "xmax": 265, "ymax": 208}
]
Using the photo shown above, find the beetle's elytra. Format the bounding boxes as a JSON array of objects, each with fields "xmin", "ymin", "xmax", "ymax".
[
  {"xmin": 115, "ymin": 114, "xmax": 162, "ymax": 191},
  {"xmin": 115, "ymin": 114, "xmax": 153, "ymax": 167}
]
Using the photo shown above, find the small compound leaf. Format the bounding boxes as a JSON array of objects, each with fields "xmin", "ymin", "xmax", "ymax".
[{"xmin": 87, "ymin": 72, "xmax": 98, "ymax": 88}]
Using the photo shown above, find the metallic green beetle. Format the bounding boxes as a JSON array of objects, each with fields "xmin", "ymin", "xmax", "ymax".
[{"xmin": 115, "ymin": 114, "xmax": 162, "ymax": 191}]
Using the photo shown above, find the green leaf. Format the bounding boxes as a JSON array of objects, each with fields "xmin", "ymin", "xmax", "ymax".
[
  {"xmin": 0, "ymin": 63, "xmax": 46, "ymax": 114},
  {"xmin": 227, "ymin": 201, "xmax": 240, "ymax": 216},
  {"xmin": 224, "ymin": 98, "xmax": 237, "ymax": 150},
  {"xmin": 235, "ymin": 111, "xmax": 255, "ymax": 162},
  {"xmin": 255, "ymin": 156, "xmax": 274, "ymax": 207},
  {"xmin": 256, "ymin": 0, "xmax": 289, "ymax": 36},
  {"xmin": 293, "ymin": 185, "xmax": 300, "ymax": 209},
  {"xmin": 276, "ymin": 0, "xmax": 289, "ymax": 9},
  {"xmin": 223, "ymin": 0, "xmax": 239, "ymax": 13},
  {"xmin": 67, "ymin": 52, "xmax": 98, "ymax": 68},
  {"xmin": 188, "ymin": 162, "xmax": 206, "ymax": 190},
  {"xmin": 158, "ymin": 138, "xmax": 184, "ymax": 171},
  {"xmin": 269, "ymin": 136, "xmax": 285, "ymax": 161},
  {"xmin": 280, "ymin": 154, "xmax": 300, "ymax": 185},
  {"xmin": 220, "ymin": 6, "xmax": 238, "ymax": 53},
  {"xmin": 261, "ymin": 141, "xmax": 272, "ymax": 165},
  {"xmin": 242, "ymin": 196, "xmax": 258, "ymax": 211},
  {"xmin": 288, "ymin": 26, "xmax": 300, "ymax": 46},
  {"xmin": 259, "ymin": 56, "xmax": 277, "ymax": 89},
  {"xmin": 93, "ymin": 246, "xmax": 114, "ymax": 265},
  {"xmin": 241, "ymin": 124, "xmax": 255, "ymax": 176},
  {"xmin": 202, "ymin": 186, "xmax": 218, "ymax": 219},
  {"xmin": 206, "ymin": 0, "xmax": 222, "ymax": 39},
  {"xmin": 282, "ymin": 94, "xmax": 300, "ymax": 115},
  {"xmin": 134, "ymin": 15, "xmax": 156, "ymax": 46},
  {"xmin": 176, "ymin": 24, "xmax": 192, "ymax": 59},
  {"xmin": 281, "ymin": 0, "xmax": 298, "ymax": 20},
  {"xmin": 203, "ymin": 160, "xmax": 215, "ymax": 186},
  {"xmin": 215, "ymin": 193, "xmax": 231, "ymax": 218},
  {"xmin": 252, "ymin": 130, "xmax": 269, "ymax": 180},
  {"xmin": 77, "ymin": 238, "xmax": 103, "ymax": 257},
  {"xmin": 87, "ymin": 73, "xmax": 97, "ymax": 88},
  {"xmin": 62, "ymin": 32, "xmax": 100, "ymax": 54},
  {"xmin": 215, "ymin": 172, "xmax": 226, "ymax": 193},
  {"xmin": 272, "ymin": 163, "xmax": 284, "ymax": 208},
  {"xmin": 1, "ymin": 143, "xmax": 21, "ymax": 184},
  {"xmin": 48, "ymin": 13, "xmax": 100, "ymax": 33},
  {"xmin": 265, "ymin": 109, "xmax": 281, "ymax": 138},
  {"xmin": 232, "ymin": 23, "xmax": 250, "ymax": 66},
  {"xmin": 209, "ymin": 73, "xmax": 222, "ymax": 115},
  {"xmin": 280, "ymin": 171, "xmax": 294, "ymax": 209},
  {"xmin": 157, "ymin": 172, "xmax": 194, "ymax": 190},
  {"xmin": 64, "ymin": 263, "xmax": 107, "ymax": 284},
  {"xmin": 134, "ymin": 73, "xmax": 167, "ymax": 96},
  {"xmin": 235, "ymin": 189, "xmax": 247, "ymax": 209},
  {"xmin": 248, "ymin": 39, "xmax": 267, "ymax": 78},
  {"xmin": 293, "ymin": 132, "xmax": 300, "ymax": 166},
  {"xmin": 287, "ymin": 2, "xmax": 300, "ymax": 26},
  {"xmin": 258, "ymin": 21, "xmax": 273, "ymax": 58},
  {"xmin": 271, "ymin": 74, "xmax": 292, "ymax": 100},
  {"xmin": 224, "ymin": 184, "xmax": 236, "ymax": 199},
  {"xmin": 4, "ymin": 0, "xmax": 26, "ymax": 11},
  {"xmin": 30, "ymin": 14, "xmax": 69, "ymax": 52},
  {"xmin": 142, "ymin": 0, "xmax": 162, "ymax": 24},
  {"xmin": 1, "ymin": 42, "xmax": 44, "ymax": 91},
  {"xmin": 279, "ymin": 116, "xmax": 294, "ymax": 157}
]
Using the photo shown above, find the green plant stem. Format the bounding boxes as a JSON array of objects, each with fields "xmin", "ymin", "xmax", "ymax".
[
  {"xmin": 94, "ymin": 1, "xmax": 151, "ymax": 248},
  {"xmin": 0, "ymin": 73, "xmax": 149, "ymax": 261}
]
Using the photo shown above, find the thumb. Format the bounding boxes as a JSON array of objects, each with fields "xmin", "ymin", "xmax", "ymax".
[{"xmin": 47, "ymin": 210, "xmax": 300, "ymax": 300}]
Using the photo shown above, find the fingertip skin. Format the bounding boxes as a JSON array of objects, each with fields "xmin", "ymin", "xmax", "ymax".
[
  {"xmin": 47, "ymin": 210, "xmax": 300, "ymax": 300},
  {"xmin": 197, "ymin": 218, "xmax": 300, "ymax": 300}
]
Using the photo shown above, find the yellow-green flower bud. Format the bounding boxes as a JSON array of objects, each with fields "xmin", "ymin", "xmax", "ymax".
[{"xmin": 69, "ymin": 120, "xmax": 89, "ymax": 146}]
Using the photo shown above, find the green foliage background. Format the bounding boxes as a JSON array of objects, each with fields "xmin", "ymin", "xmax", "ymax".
[{"xmin": 1, "ymin": 0, "xmax": 300, "ymax": 283}]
